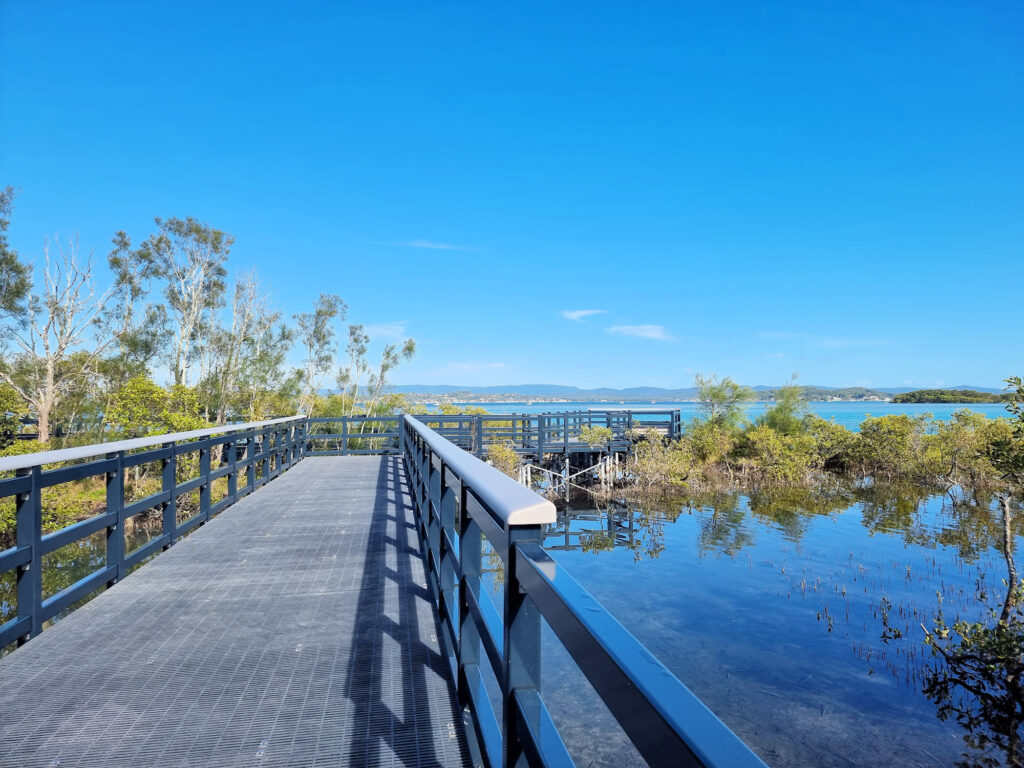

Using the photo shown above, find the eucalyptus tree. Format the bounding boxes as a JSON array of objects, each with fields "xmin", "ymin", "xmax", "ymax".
[
  {"xmin": 0, "ymin": 237, "xmax": 126, "ymax": 441},
  {"xmin": 294, "ymin": 293, "xmax": 346, "ymax": 414},
  {"xmin": 336, "ymin": 324, "xmax": 369, "ymax": 417},
  {"xmin": 205, "ymin": 272, "xmax": 296, "ymax": 423},
  {"xmin": 132, "ymin": 217, "xmax": 232, "ymax": 386},
  {"xmin": 363, "ymin": 339, "xmax": 416, "ymax": 417}
]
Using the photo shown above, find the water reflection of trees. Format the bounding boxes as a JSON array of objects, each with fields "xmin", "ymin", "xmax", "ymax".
[{"xmin": 554, "ymin": 483, "xmax": 1024, "ymax": 766}]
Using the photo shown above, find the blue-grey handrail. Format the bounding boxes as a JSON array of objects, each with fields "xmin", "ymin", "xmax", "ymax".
[
  {"xmin": 0, "ymin": 416, "xmax": 307, "ymax": 650},
  {"xmin": 0, "ymin": 416, "xmax": 305, "ymax": 473},
  {"xmin": 400, "ymin": 414, "xmax": 767, "ymax": 768}
]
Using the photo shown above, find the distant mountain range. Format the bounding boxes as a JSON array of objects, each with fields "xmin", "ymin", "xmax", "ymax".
[{"xmin": 389, "ymin": 383, "xmax": 1004, "ymax": 402}]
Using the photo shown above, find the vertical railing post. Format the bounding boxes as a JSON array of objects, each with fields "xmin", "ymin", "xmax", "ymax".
[
  {"xmin": 439, "ymin": 470, "xmax": 457, "ymax": 631},
  {"xmin": 162, "ymin": 442, "xmax": 177, "ymax": 549},
  {"xmin": 199, "ymin": 442, "xmax": 211, "ymax": 522},
  {"xmin": 341, "ymin": 418, "xmax": 349, "ymax": 456},
  {"xmin": 227, "ymin": 435, "xmax": 238, "ymax": 501},
  {"xmin": 261, "ymin": 427, "xmax": 270, "ymax": 483},
  {"xmin": 15, "ymin": 465, "xmax": 42, "ymax": 643},
  {"xmin": 537, "ymin": 416, "xmax": 545, "ymax": 458},
  {"xmin": 457, "ymin": 484, "xmax": 482, "ymax": 707},
  {"xmin": 246, "ymin": 430, "xmax": 256, "ymax": 494},
  {"xmin": 504, "ymin": 524, "xmax": 544, "ymax": 768},
  {"xmin": 475, "ymin": 417, "xmax": 484, "ymax": 458},
  {"xmin": 106, "ymin": 451, "xmax": 125, "ymax": 586}
]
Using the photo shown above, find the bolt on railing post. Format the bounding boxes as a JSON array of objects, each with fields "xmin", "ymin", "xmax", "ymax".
[
  {"xmin": 15, "ymin": 465, "xmax": 42, "ymax": 643},
  {"xmin": 106, "ymin": 451, "xmax": 125, "ymax": 586},
  {"xmin": 162, "ymin": 442, "xmax": 177, "ymax": 549},
  {"xmin": 504, "ymin": 524, "xmax": 544, "ymax": 768}
]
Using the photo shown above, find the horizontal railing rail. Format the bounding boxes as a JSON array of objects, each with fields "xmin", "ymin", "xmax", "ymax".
[
  {"xmin": 401, "ymin": 414, "xmax": 766, "ymax": 768},
  {"xmin": 0, "ymin": 416, "xmax": 306, "ymax": 651}
]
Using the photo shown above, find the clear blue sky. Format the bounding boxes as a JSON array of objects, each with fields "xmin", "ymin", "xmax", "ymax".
[{"xmin": 2, "ymin": 1, "xmax": 1021, "ymax": 389}]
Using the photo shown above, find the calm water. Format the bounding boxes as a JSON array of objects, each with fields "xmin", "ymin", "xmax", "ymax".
[
  {"xmin": 526, "ymin": 486, "xmax": 1023, "ymax": 768},
  {"xmin": 453, "ymin": 400, "xmax": 1010, "ymax": 429}
]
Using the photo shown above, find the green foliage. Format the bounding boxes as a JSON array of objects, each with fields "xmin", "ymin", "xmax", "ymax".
[
  {"xmin": 923, "ymin": 583, "xmax": 1024, "ymax": 768},
  {"xmin": 694, "ymin": 373, "xmax": 752, "ymax": 429},
  {"xmin": 987, "ymin": 377, "xmax": 1024, "ymax": 490},
  {"xmin": 106, "ymin": 376, "xmax": 209, "ymax": 438},
  {"xmin": 893, "ymin": 389, "xmax": 1011, "ymax": 404},
  {"xmin": 0, "ymin": 186, "xmax": 31, "ymax": 320},
  {"xmin": 757, "ymin": 376, "xmax": 808, "ymax": 436},
  {"xmin": 685, "ymin": 419, "xmax": 736, "ymax": 466},
  {"xmin": 806, "ymin": 416, "xmax": 858, "ymax": 472},
  {"xmin": 853, "ymin": 413, "xmax": 931, "ymax": 481},
  {"xmin": 737, "ymin": 425, "xmax": 817, "ymax": 484},
  {"xmin": 487, "ymin": 443, "xmax": 521, "ymax": 478},
  {"xmin": 626, "ymin": 429, "xmax": 692, "ymax": 493},
  {"xmin": 0, "ymin": 383, "xmax": 27, "ymax": 448},
  {"xmin": 578, "ymin": 425, "xmax": 614, "ymax": 445}
]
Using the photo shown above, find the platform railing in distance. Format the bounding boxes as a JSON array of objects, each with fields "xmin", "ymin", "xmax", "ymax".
[
  {"xmin": 304, "ymin": 415, "xmax": 402, "ymax": 455},
  {"xmin": 0, "ymin": 416, "xmax": 306, "ymax": 651},
  {"xmin": 401, "ymin": 414, "xmax": 767, "ymax": 768}
]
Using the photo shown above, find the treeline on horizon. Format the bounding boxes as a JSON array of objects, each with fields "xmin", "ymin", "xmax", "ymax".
[
  {"xmin": 0, "ymin": 186, "xmax": 416, "ymax": 452},
  {"xmin": 892, "ymin": 389, "xmax": 1013, "ymax": 404}
]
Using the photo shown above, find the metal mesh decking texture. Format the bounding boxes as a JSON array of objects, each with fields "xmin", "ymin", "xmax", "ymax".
[{"xmin": 0, "ymin": 456, "xmax": 472, "ymax": 768}]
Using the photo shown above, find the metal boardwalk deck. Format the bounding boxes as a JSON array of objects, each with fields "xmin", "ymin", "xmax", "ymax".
[{"xmin": 0, "ymin": 456, "xmax": 472, "ymax": 768}]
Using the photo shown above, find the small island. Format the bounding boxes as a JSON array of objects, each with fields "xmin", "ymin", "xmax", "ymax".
[{"xmin": 891, "ymin": 388, "xmax": 1012, "ymax": 404}]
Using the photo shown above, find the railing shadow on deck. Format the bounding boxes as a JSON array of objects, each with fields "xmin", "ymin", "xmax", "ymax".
[{"xmin": 342, "ymin": 455, "xmax": 471, "ymax": 768}]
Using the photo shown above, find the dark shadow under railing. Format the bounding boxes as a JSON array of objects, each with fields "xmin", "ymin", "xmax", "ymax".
[{"xmin": 401, "ymin": 414, "xmax": 767, "ymax": 768}]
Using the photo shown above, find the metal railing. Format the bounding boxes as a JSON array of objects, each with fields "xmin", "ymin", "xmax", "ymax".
[
  {"xmin": 0, "ymin": 416, "xmax": 306, "ymax": 650},
  {"xmin": 299, "ymin": 410, "xmax": 681, "ymax": 459},
  {"xmin": 401, "ymin": 415, "xmax": 766, "ymax": 768}
]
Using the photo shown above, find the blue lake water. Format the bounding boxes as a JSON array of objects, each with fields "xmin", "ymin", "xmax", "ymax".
[
  {"xmin": 453, "ymin": 400, "xmax": 1010, "ymax": 430},
  {"xmin": 518, "ymin": 487, "xmax": 1023, "ymax": 768}
]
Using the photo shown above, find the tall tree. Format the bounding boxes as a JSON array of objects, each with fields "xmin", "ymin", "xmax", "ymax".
[
  {"xmin": 205, "ymin": 272, "xmax": 294, "ymax": 423},
  {"xmin": 133, "ymin": 217, "xmax": 231, "ymax": 386},
  {"xmin": 364, "ymin": 339, "xmax": 416, "ymax": 416},
  {"xmin": 336, "ymin": 324, "xmax": 369, "ymax": 418},
  {"xmin": 694, "ymin": 373, "xmax": 752, "ymax": 429},
  {"xmin": 0, "ymin": 237, "xmax": 124, "ymax": 441},
  {"xmin": 294, "ymin": 293, "xmax": 346, "ymax": 414},
  {"xmin": 0, "ymin": 186, "xmax": 31, "ymax": 321}
]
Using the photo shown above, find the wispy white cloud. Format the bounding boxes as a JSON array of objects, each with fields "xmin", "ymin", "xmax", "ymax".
[
  {"xmin": 758, "ymin": 331, "xmax": 886, "ymax": 349},
  {"xmin": 562, "ymin": 309, "xmax": 607, "ymax": 322},
  {"xmin": 363, "ymin": 321, "xmax": 407, "ymax": 340},
  {"xmin": 394, "ymin": 239, "xmax": 476, "ymax": 251},
  {"xmin": 606, "ymin": 324, "xmax": 675, "ymax": 341}
]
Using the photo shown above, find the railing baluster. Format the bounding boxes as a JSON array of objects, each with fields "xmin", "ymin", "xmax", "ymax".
[
  {"xmin": 504, "ymin": 525, "xmax": 544, "ymax": 768},
  {"xmin": 106, "ymin": 450, "xmax": 125, "ymax": 586},
  {"xmin": 163, "ymin": 441, "xmax": 176, "ymax": 549},
  {"xmin": 199, "ymin": 442, "xmax": 211, "ymax": 523},
  {"xmin": 15, "ymin": 465, "xmax": 42, "ymax": 643}
]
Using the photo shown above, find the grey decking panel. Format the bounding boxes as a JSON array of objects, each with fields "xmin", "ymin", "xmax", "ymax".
[{"xmin": 0, "ymin": 456, "xmax": 471, "ymax": 768}]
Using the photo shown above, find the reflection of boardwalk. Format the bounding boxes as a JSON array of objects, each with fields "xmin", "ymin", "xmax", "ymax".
[{"xmin": 0, "ymin": 457, "xmax": 471, "ymax": 768}]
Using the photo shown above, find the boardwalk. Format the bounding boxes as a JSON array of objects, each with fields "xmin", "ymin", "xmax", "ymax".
[{"xmin": 0, "ymin": 457, "xmax": 472, "ymax": 768}]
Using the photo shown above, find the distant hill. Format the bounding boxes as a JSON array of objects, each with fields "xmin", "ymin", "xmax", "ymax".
[{"xmin": 387, "ymin": 382, "xmax": 1007, "ymax": 402}]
